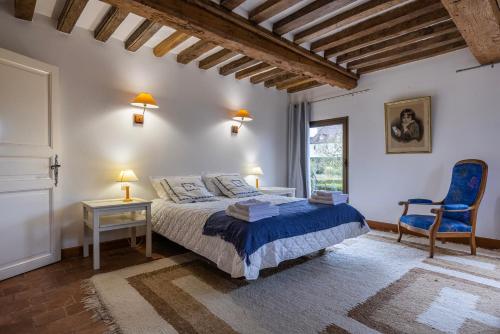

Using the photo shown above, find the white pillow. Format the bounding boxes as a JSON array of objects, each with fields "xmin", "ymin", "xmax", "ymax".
[
  {"xmin": 212, "ymin": 174, "xmax": 262, "ymax": 198},
  {"xmin": 160, "ymin": 176, "xmax": 216, "ymax": 204},
  {"xmin": 202, "ymin": 172, "xmax": 239, "ymax": 196},
  {"xmin": 149, "ymin": 176, "xmax": 169, "ymax": 199}
]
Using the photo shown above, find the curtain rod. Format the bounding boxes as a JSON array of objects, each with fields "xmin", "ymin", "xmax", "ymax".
[
  {"xmin": 310, "ymin": 89, "xmax": 371, "ymax": 104},
  {"xmin": 456, "ymin": 62, "xmax": 498, "ymax": 73}
]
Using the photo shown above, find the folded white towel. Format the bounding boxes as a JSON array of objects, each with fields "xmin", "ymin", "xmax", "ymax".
[
  {"xmin": 315, "ymin": 190, "xmax": 342, "ymax": 197},
  {"xmin": 309, "ymin": 193, "xmax": 348, "ymax": 205},
  {"xmin": 309, "ymin": 198, "xmax": 335, "ymax": 205},
  {"xmin": 230, "ymin": 204, "xmax": 279, "ymax": 217},
  {"xmin": 226, "ymin": 205, "xmax": 279, "ymax": 222},
  {"xmin": 234, "ymin": 199, "xmax": 271, "ymax": 213}
]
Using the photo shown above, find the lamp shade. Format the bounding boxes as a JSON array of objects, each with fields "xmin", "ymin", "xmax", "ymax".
[
  {"xmin": 248, "ymin": 166, "xmax": 264, "ymax": 176},
  {"xmin": 232, "ymin": 109, "xmax": 253, "ymax": 122},
  {"xmin": 130, "ymin": 93, "xmax": 159, "ymax": 109},
  {"xmin": 116, "ymin": 169, "xmax": 138, "ymax": 182}
]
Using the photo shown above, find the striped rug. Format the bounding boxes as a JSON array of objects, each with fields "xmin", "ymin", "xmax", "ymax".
[{"xmin": 84, "ymin": 231, "xmax": 500, "ymax": 333}]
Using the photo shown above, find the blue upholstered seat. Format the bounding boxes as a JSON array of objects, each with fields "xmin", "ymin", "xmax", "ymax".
[{"xmin": 400, "ymin": 215, "xmax": 472, "ymax": 233}]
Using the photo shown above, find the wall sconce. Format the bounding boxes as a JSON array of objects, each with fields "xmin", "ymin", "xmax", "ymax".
[
  {"xmin": 231, "ymin": 109, "xmax": 253, "ymax": 134},
  {"xmin": 130, "ymin": 92, "xmax": 159, "ymax": 124}
]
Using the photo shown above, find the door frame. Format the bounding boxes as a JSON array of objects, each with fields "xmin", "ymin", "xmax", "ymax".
[{"xmin": 309, "ymin": 116, "xmax": 349, "ymax": 193}]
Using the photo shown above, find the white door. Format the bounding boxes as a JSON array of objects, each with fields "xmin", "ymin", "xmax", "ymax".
[{"xmin": 0, "ymin": 48, "xmax": 60, "ymax": 280}]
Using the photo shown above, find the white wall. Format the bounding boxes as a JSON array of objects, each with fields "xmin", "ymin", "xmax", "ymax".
[
  {"xmin": 292, "ymin": 49, "xmax": 500, "ymax": 239},
  {"xmin": 0, "ymin": 5, "xmax": 288, "ymax": 248}
]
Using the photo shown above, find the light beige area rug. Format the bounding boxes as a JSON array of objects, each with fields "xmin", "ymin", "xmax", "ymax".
[{"xmin": 84, "ymin": 232, "xmax": 500, "ymax": 334}]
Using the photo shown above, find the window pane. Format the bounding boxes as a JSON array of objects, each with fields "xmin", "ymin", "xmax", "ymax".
[{"xmin": 309, "ymin": 124, "xmax": 344, "ymax": 193}]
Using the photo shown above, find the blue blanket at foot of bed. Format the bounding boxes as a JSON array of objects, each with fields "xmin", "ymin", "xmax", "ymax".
[{"xmin": 202, "ymin": 200, "xmax": 365, "ymax": 264}]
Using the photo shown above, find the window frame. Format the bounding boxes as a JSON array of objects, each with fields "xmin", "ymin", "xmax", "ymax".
[{"xmin": 309, "ymin": 116, "xmax": 349, "ymax": 193}]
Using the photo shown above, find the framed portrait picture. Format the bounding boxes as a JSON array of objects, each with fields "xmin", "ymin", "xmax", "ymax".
[{"xmin": 385, "ymin": 96, "xmax": 432, "ymax": 154}]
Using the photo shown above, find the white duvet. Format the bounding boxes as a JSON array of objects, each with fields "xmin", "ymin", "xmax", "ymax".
[{"xmin": 152, "ymin": 194, "xmax": 369, "ymax": 279}]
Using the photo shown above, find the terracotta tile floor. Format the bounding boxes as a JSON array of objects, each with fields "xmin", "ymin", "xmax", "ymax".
[{"xmin": 0, "ymin": 235, "xmax": 187, "ymax": 334}]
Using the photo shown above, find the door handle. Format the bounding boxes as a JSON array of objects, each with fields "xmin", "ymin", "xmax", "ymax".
[{"xmin": 50, "ymin": 155, "xmax": 62, "ymax": 187}]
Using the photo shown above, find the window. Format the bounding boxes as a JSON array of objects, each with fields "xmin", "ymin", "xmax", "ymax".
[{"xmin": 309, "ymin": 117, "xmax": 348, "ymax": 194}]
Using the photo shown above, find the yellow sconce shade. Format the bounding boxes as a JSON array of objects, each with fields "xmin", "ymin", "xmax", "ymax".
[
  {"xmin": 231, "ymin": 109, "xmax": 253, "ymax": 134},
  {"xmin": 130, "ymin": 93, "xmax": 158, "ymax": 125},
  {"xmin": 232, "ymin": 109, "xmax": 253, "ymax": 122},
  {"xmin": 130, "ymin": 93, "xmax": 159, "ymax": 109},
  {"xmin": 116, "ymin": 169, "xmax": 138, "ymax": 201}
]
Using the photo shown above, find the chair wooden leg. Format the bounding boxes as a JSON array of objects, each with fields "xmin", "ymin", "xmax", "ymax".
[
  {"xmin": 429, "ymin": 235, "xmax": 436, "ymax": 258},
  {"xmin": 397, "ymin": 224, "xmax": 403, "ymax": 242},
  {"xmin": 470, "ymin": 236, "xmax": 477, "ymax": 255}
]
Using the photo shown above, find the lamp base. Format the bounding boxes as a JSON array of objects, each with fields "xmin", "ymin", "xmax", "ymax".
[
  {"xmin": 134, "ymin": 113, "xmax": 144, "ymax": 124},
  {"xmin": 123, "ymin": 185, "xmax": 133, "ymax": 202},
  {"xmin": 255, "ymin": 178, "xmax": 259, "ymax": 189},
  {"xmin": 231, "ymin": 125, "xmax": 239, "ymax": 134}
]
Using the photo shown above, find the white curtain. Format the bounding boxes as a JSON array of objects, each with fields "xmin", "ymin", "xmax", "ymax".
[{"xmin": 287, "ymin": 102, "xmax": 311, "ymax": 198}]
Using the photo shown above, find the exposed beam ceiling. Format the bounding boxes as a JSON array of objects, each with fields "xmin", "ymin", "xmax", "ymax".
[
  {"xmin": 177, "ymin": 40, "xmax": 218, "ymax": 64},
  {"xmin": 249, "ymin": 0, "xmax": 302, "ymax": 24},
  {"xmin": 357, "ymin": 39, "xmax": 467, "ymax": 74},
  {"xmin": 153, "ymin": 31, "xmax": 191, "ymax": 57},
  {"xmin": 325, "ymin": 9, "xmax": 450, "ymax": 58},
  {"xmin": 220, "ymin": 0, "xmax": 246, "ymax": 10},
  {"xmin": 219, "ymin": 56, "xmax": 260, "ymax": 75},
  {"xmin": 336, "ymin": 20, "xmax": 457, "ymax": 64},
  {"xmin": 348, "ymin": 31, "xmax": 464, "ymax": 69},
  {"xmin": 235, "ymin": 62, "xmax": 273, "ymax": 79},
  {"xmin": 57, "ymin": 0, "xmax": 89, "ymax": 33},
  {"xmin": 287, "ymin": 81, "xmax": 325, "ymax": 93},
  {"xmin": 199, "ymin": 48, "xmax": 238, "ymax": 69},
  {"xmin": 15, "ymin": 0, "xmax": 37, "ymax": 21},
  {"xmin": 94, "ymin": 6, "xmax": 128, "ymax": 42},
  {"xmin": 250, "ymin": 68, "xmax": 285, "ymax": 84},
  {"xmin": 294, "ymin": 0, "xmax": 406, "ymax": 44},
  {"xmin": 99, "ymin": 0, "xmax": 358, "ymax": 89},
  {"xmin": 312, "ymin": 0, "xmax": 443, "ymax": 52},
  {"xmin": 441, "ymin": 0, "xmax": 500, "ymax": 64},
  {"xmin": 273, "ymin": 0, "xmax": 358, "ymax": 36},
  {"xmin": 125, "ymin": 19, "xmax": 162, "ymax": 51},
  {"xmin": 265, "ymin": 73, "xmax": 298, "ymax": 88},
  {"xmin": 276, "ymin": 77, "xmax": 315, "ymax": 90}
]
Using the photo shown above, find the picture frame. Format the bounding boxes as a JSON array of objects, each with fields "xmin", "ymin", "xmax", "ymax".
[{"xmin": 384, "ymin": 96, "xmax": 432, "ymax": 154}]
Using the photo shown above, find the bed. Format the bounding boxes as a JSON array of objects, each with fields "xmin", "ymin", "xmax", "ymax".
[{"xmin": 152, "ymin": 194, "xmax": 370, "ymax": 279}]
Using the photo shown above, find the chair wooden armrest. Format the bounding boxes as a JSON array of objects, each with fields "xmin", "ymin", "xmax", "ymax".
[{"xmin": 430, "ymin": 206, "xmax": 473, "ymax": 214}]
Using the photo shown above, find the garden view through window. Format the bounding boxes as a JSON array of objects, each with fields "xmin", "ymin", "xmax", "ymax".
[{"xmin": 309, "ymin": 117, "xmax": 348, "ymax": 194}]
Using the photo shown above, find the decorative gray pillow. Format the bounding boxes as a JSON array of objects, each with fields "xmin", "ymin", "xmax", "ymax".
[
  {"xmin": 160, "ymin": 176, "xmax": 216, "ymax": 204},
  {"xmin": 202, "ymin": 172, "xmax": 239, "ymax": 196},
  {"xmin": 213, "ymin": 174, "xmax": 262, "ymax": 198}
]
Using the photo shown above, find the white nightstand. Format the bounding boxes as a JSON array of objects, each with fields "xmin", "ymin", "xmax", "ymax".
[
  {"xmin": 82, "ymin": 198, "xmax": 152, "ymax": 270},
  {"xmin": 259, "ymin": 187, "xmax": 296, "ymax": 197}
]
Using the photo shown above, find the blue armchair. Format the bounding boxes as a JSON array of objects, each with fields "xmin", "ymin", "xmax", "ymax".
[{"xmin": 398, "ymin": 159, "xmax": 488, "ymax": 258}]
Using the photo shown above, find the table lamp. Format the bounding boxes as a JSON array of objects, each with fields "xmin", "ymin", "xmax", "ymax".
[
  {"xmin": 248, "ymin": 166, "xmax": 263, "ymax": 188},
  {"xmin": 116, "ymin": 169, "xmax": 138, "ymax": 202}
]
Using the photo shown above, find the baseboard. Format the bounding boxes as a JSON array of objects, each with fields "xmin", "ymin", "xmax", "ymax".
[
  {"xmin": 366, "ymin": 220, "xmax": 500, "ymax": 250},
  {"xmin": 61, "ymin": 237, "xmax": 145, "ymax": 259}
]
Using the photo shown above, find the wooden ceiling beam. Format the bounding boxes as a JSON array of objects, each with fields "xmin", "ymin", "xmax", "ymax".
[
  {"xmin": 336, "ymin": 20, "xmax": 457, "ymax": 64},
  {"xmin": 250, "ymin": 68, "xmax": 285, "ymax": 84},
  {"xmin": 15, "ymin": 0, "xmax": 37, "ymax": 21},
  {"xmin": 287, "ymin": 81, "xmax": 325, "ymax": 93},
  {"xmin": 235, "ymin": 62, "xmax": 273, "ymax": 79},
  {"xmin": 57, "ymin": 0, "xmax": 89, "ymax": 33},
  {"xmin": 273, "ymin": 0, "xmax": 357, "ymax": 36},
  {"xmin": 294, "ymin": 0, "xmax": 406, "ymax": 44},
  {"xmin": 357, "ymin": 40, "xmax": 467, "ymax": 74},
  {"xmin": 219, "ymin": 56, "xmax": 260, "ymax": 76},
  {"xmin": 348, "ymin": 31, "xmax": 463, "ymax": 69},
  {"xmin": 99, "ymin": 0, "xmax": 357, "ymax": 89},
  {"xmin": 94, "ymin": 6, "xmax": 128, "ymax": 42},
  {"xmin": 153, "ymin": 31, "xmax": 190, "ymax": 57},
  {"xmin": 265, "ymin": 73, "xmax": 298, "ymax": 88},
  {"xmin": 199, "ymin": 48, "xmax": 238, "ymax": 69},
  {"xmin": 249, "ymin": 0, "xmax": 302, "ymax": 24},
  {"xmin": 441, "ymin": 0, "xmax": 500, "ymax": 64},
  {"xmin": 311, "ymin": 0, "xmax": 443, "ymax": 52},
  {"xmin": 125, "ymin": 19, "xmax": 162, "ymax": 51},
  {"xmin": 324, "ymin": 9, "xmax": 450, "ymax": 58},
  {"xmin": 276, "ymin": 77, "xmax": 315, "ymax": 90},
  {"xmin": 220, "ymin": 0, "xmax": 246, "ymax": 10},
  {"xmin": 177, "ymin": 40, "xmax": 218, "ymax": 64}
]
